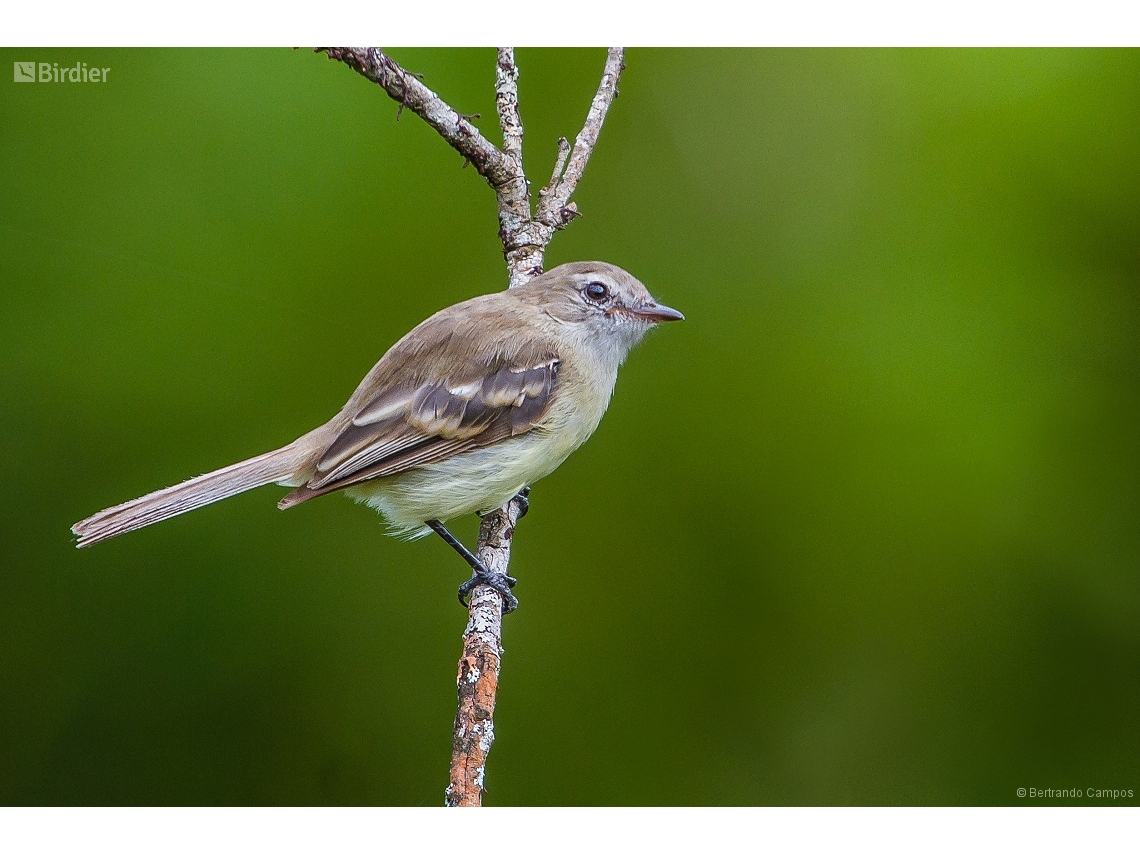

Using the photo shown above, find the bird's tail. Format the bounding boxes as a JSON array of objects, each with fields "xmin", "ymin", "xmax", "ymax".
[{"xmin": 71, "ymin": 442, "xmax": 311, "ymax": 548}]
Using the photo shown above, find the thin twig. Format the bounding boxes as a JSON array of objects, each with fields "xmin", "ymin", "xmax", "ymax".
[
  {"xmin": 536, "ymin": 47, "xmax": 625, "ymax": 229},
  {"xmin": 319, "ymin": 48, "xmax": 512, "ymax": 188},
  {"xmin": 541, "ymin": 136, "xmax": 572, "ymax": 201},
  {"xmin": 495, "ymin": 48, "xmax": 524, "ymax": 170},
  {"xmin": 493, "ymin": 47, "xmax": 539, "ymax": 288},
  {"xmin": 320, "ymin": 46, "xmax": 625, "ymax": 807}
]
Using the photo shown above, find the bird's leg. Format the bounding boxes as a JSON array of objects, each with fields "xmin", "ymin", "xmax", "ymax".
[{"xmin": 426, "ymin": 519, "xmax": 518, "ymax": 613}]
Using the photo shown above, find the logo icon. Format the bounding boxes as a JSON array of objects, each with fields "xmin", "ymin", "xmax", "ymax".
[{"xmin": 14, "ymin": 62, "xmax": 36, "ymax": 82}]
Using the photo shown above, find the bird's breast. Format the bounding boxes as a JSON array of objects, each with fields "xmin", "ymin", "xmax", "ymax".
[
  {"xmin": 539, "ymin": 350, "xmax": 618, "ymax": 456},
  {"xmin": 346, "ymin": 352, "xmax": 619, "ymax": 535}
]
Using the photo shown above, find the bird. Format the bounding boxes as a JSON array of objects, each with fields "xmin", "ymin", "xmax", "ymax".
[{"xmin": 71, "ymin": 261, "xmax": 683, "ymax": 611}]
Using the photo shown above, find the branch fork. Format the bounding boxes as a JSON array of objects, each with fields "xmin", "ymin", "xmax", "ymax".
[{"xmin": 320, "ymin": 45, "xmax": 625, "ymax": 807}]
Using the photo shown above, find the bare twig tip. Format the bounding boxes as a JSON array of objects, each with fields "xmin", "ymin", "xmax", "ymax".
[{"xmin": 534, "ymin": 48, "xmax": 624, "ymax": 229}]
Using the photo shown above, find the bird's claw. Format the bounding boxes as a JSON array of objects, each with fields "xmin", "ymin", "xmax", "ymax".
[
  {"xmin": 458, "ymin": 569, "xmax": 519, "ymax": 613},
  {"xmin": 477, "ymin": 487, "xmax": 530, "ymax": 520},
  {"xmin": 513, "ymin": 486, "xmax": 531, "ymax": 519}
]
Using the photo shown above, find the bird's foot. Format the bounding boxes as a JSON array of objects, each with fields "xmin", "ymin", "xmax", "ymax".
[
  {"xmin": 476, "ymin": 486, "xmax": 531, "ymax": 520},
  {"xmin": 512, "ymin": 486, "xmax": 531, "ymax": 519},
  {"xmin": 426, "ymin": 516, "xmax": 521, "ymax": 613},
  {"xmin": 458, "ymin": 566, "xmax": 519, "ymax": 614}
]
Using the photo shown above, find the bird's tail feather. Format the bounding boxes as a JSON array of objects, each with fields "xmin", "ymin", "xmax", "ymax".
[{"xmin": 71, "ymin": 442, "xmax": 309, "ymax": 548}]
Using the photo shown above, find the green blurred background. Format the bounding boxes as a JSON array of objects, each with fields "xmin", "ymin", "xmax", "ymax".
[{"xmin": 1, "ymin": 48, "xmax": 1137, "ymax": 806}]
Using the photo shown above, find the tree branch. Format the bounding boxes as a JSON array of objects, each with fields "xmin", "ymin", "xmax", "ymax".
[
  {"xmin": 444, "ymin": 492, "xmax": 526, "ymax": 806},
  {"xmin": 543, "ymin": 136, "xmax": 571, "ymax": 200},
  {"xmin": 492, "ymin": 48, "xmax": 540, "ymax": 289},
  {"xmin": 320, "ymin": 46, "xmax": 625, "ymax": 807},
  {"xmin": 495, "ymin": 48, "xmax": 525, "ymax": 172},
  {"xmin": 320, "ymin": 48, "xmax": 513, "ymax": 188},
  {"xmin": 536, "ymin": 47, "xmax": 625, "ymax": 230}
]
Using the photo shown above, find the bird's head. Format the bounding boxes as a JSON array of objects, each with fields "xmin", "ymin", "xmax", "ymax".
[{"xmin": 515, "ymin": 261, "xmax": 683, "ymax": 362}]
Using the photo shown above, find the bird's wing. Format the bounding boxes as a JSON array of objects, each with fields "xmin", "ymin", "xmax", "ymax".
[
  {"xmin": 278, "ymin": 315, "xmax": 562, "ymax": 508},
  {"xmin": 312, "ymin": 359, "xmax": 560, "ymax": 488}
]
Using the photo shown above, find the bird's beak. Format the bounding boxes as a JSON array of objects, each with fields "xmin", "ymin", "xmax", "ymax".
[{"xmin": 629, "ymin": 301, "xmax": 685, "ymax": 323}]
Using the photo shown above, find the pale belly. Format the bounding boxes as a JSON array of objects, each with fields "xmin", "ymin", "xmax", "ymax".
[{"xmin": 344, "ymin": 426, "xmax": 586, "ymax": 538}]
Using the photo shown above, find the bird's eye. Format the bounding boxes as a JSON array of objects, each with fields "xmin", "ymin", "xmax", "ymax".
[{"xmin": 584, "ymin": 282, "xmax": 608, "ymax": 301}]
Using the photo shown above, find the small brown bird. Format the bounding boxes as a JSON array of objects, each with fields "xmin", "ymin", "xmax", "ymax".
[{"xmin": 71, "ymin": 261, "xmax": 683, "ymax": 610}]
